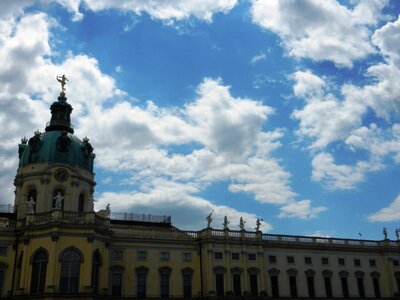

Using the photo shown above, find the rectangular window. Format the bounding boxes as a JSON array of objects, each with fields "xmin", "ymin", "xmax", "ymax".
[
  {"xmin": 249, "ymin": 274, "xmax": 258, "ymax": 296},
  {"xmin": 216, "ymin": 274, "xmax": 224, "ymax": 296},
  {"xmin": 307, "ymin": 276, "xmax": 315, "ymax": 298},
  {"xmin": 354, "ymin": 258, "xmax": 361, "ymax": 266},
  {"xmin": 111, "ymin": 250, "xmax": 123, "ymax": 259},
  {"xmin": 289, "ymin": 276, "xmax": 297, "ymax": 297},
  {"xmin": 338, "ymin": 258, "xmax": 345, "ymax": 266},
  {"xmin": 341, "ymin": 277, "xmax": 349, "ymax": 297},
  {"xmin": 182, "ymin": 252, "xmax": 192, "ymax": 261},
  {"xmin": 248, "ymin": 253, "xmax": 256, "ymax": 261},
  {"xmin": 304, "ymin": 257, "xmax": 312, "ymax": 265},
  {"xmin": 160, "ymin": 252, "xmax": 169, "ymax": 261},
  {"xmin": 137, "ymin": 273, "xmax": 146, "ymax": 298},
  {"xmin": 322, "ymin": 257, "xmax": 329, "ymax": 265},
  {"xmin": 369, "ymin": 259, "xmax": 376, "ymax": 267},
  {"xmin": 233, "ymin": 274, "xmax": 241, "ymax": 296},
  {"xmin": 215, "ymin": 252, "xmax": 223, "ymax": 260},
  {"xmin": 271, "ymin": 276, "xmax": 279, "ymax": 298},
  {"xmin": 324, "ymin": 277, "xmax": 333, "ymax": 298},
  {"xmin": 160, "ymin": 273, "xmax": 170, "ymax": 298},
  {"xmin": 269, "ymin": 255, "xmax": 276, "ymax": 263},
  {"xmin": 112, "ymin": 272, "xmax": 122, "ymax": 296},
  {"xmin": 357, "ymin": 277, "xmax": 365, "ymax": 298},
  {"xmin": 137, "ymin": 251, "xmax": 147, "ymax": 260},
  {"xmin": 183, "ymin": 274, "xmax": 192, "ymax": 298},
  {"xmin": 231, "ymin": 253, "xmax": 240, "ymax": 260},
  {"xmin": 287, "ymin": 256, "xmax": 294, "ymax": 264},
  {"xmin": 373, "ymin": 278, "xmax": 381, "ymax": 298},
  {"xmin": 0, "ymin": 246, "xmax": 8, "ymax": 256}
]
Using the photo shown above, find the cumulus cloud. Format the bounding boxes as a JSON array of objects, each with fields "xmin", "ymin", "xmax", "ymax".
[
  {"xmin": 95, "ymin": 179, "xmax": 273, "ymax": 231},
  {"xmin": 311, "ymin": 152, "xmax": 382, "ymax": 190},
  {"xmin": 79, "ymin": 77, "xmax": 324, "ymax": 219},
  {"xmin": 278, "ymin": 200, "xmax": 326, "ymax": 219},
  {"xmin": 368, "ymin": 194, "xmax": 400, "ymax": 222},
  {"xmin": 0, "ymin": 0, "xmax": 237, "ymax": 23},
  {"xmin": 82, "ymin": 0, "xmax": 238, "ymax": 23},
  {"xmin": 250, "ymin": 0, "xmax": 386, "ymax": 67},
  {"xmin": 291, "ymin": 71, "xmax": 366, "ymax": 149},
  {"xmin": 289, "ymin": 15, "xmax": 400, "ymax": 191},
  {"xmin": 372, "ymin": 14, "xmax": 400, "ymax": 63},
  {"xmin": 0, "ymin": 12, "xmax": 120, "ymax": 202},
  {"xmin": 0, "ymin": 11, "xmax": 324, "ymax": 225}
]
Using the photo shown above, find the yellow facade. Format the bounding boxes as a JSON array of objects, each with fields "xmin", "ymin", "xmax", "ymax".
[{"xmin": 0, "ymin": 91, "xmax": 399, "ymax": 299}]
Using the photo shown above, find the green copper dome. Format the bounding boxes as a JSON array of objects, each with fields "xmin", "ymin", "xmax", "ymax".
[{"xmin": 18, "ymin": 93, "xmax": 95, "ymax": 172}]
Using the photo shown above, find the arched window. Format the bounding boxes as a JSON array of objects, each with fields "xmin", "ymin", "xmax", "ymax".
[
  {"xmin": 136, "ymin": 266, "xmax": 148, "ymax": 298},
  {"xmin": 78, "ymin": 193, "xmax": 84, "ymax": 212},
  {"xmin": 268, "ymin": 268, "xmax": 280, "ymax": 298},
  {"xmin": 159, "ymin": 267, "xmax": 171, "ymax": 298},
  {"xmin": 305, "ymin": 269, "xmax": 316, "ymax": 298},
  {"xmin": 59, "ymin": 248, "xmax": 82, "ymax": 294},
  {"xmin": 322, "ymin": 270, "xmax": 333, "ymax": 298},
  {"xmin": 182, "ymin": 267, "xmax": 194, "ymax": 298},
  {"xmin": 30, "ymin": 249, "xmax": 48, "ymax": 294},
  {"xmin": 248, "ymin": 268, "xmax": 259, "ymax": 296},
  {"xmin": 92, "ymin": 250, "xmax": 101, "ymax": 293},
  {"xmin": 0, "ymin": 262, "xmax": 8, "ymax": 297},
  {"xmin": 231, "ymin": 267, "xmax": 242, "ymax": 296},
  {"xmin": 287, "ymin": 268, "xmax": 298, "ymax": 297},
  {"xmin": 213, "ymin": 266, "xmax": 226, "ymax": 297}
]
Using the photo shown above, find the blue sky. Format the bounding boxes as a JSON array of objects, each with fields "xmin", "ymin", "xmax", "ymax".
[{"xmin": 0, "ymin": 0, "xmax": 399, "ymax": 240}]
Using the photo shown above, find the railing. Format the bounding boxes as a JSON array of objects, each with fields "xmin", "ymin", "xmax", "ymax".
[
  {"xmin": 0, "ymin": 204, "xmax": 13, "ymax": 213},
  {"xmin": 32, "ymin": 212, "xmax": 53, "ymax": 225},
  {"xmin": 111, "ymin": 212, "xmax": 171, "ymax": 224},
  {"xmin": 0, "ymin": 218, "xmax": 16, "ymax": 230},
  {"xmin": 260, "ymin": 233, "xmax": 393, "ymax": 248},
  {"xmin": 197, "ymin": 229, "xmax": 399, "ymax": 249},
  {"xmin": 62, "ymin": 211, "xmax": 85, "ymax": 222},
  {"xmin": 28, "ymin": 210, "xmax": 89, "ymax": 225},
  {"xmin": 111, "ymin": 226, "xmax": 197, "ymax": 241},
  {"xmin": 46, "ymin": 121, "xmax": 74, "ymax": 129}
]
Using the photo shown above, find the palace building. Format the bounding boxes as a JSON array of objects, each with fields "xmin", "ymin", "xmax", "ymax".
[{"xmin": 0, "ymin": 85, "xmax": 399, "ymax": 299}]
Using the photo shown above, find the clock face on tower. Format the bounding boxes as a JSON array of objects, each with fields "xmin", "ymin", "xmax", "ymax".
[{"xmin": 54, "ymin": 168, "xmax": 69, "ymax": 182}]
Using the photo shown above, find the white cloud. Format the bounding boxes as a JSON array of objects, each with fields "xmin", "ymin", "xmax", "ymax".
[
  {"xmin": 289, "ymin": 16, "xmax": 400, "ymax": 191},
  {"xmin": 78, "ymin": 77, "xmax": 324, "ymax": 219},
  {"xmin": 0, "ymin": 12, "xmax": 324, "ymax": 223},
  {"xmin": 311, "ymin": 152, "xmax": 382, "ymax": 190},
  {"xmin": 372, "ymin": 14, "xmax": 400, "ymax": 62},
  {"xmin": 250, "ymin": 0, "xmax": 387, "ymax": 67},
  {"xmin": 95, "ymin": 179, "xmax": 273, "ymax": 231},
  {"xmin": 0, "ymin": 12, "xmax": 120, "ymax": 202},
  {"xmin": 82, "ymin": 0, "xmax": 238, "ymax": 22},
  {"xmin": 291, "ymin": 71, "xmax": 366, "ymax": 149},
  {"xmin": 250, "ymin": 53, "xmax": 267, "ymax": 65},
  {"xmin": 368, "ymin": 194, "xmax": 400, "ymax": 222},
  {"xmin": 1, "ymin": 0, "xmax": 238, "ymax": 23},
  {"xmin": 346, "ymin": 124, "xmax": 400, "ymax": 163},
  {"xmin": 278, "ymin": 200, "xmax": 326, "ymax": 219}
]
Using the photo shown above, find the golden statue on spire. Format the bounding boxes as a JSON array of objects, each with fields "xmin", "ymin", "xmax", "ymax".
[{"xmin": 56, "ymin": 75, "xmax": 69, "ymax": 95}]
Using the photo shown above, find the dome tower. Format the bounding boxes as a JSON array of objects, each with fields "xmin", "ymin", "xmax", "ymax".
[{"xmin": 14, "ymin": 76, "xmax": 96, "ymax": 219}]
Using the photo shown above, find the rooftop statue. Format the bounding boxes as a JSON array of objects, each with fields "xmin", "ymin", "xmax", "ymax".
[
  {"xmin": 223, "ymin": 216, "xmax": 230, "ymax": 230},
  {"xmin": 206, "ymin": 210, "xmax": 214, "ymax": 228},
  {"xmin": 239, "ymin": 217, "xmax": 246, "ymax": 231},
  {"xmin": 56, "ymin": 75, "xmax": 69, "ymax": 95}
]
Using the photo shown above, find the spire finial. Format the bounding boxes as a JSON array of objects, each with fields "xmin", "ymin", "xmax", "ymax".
[{"xmin": 56, "ymin": 75, "xmax": 69, "ymax": 96}]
